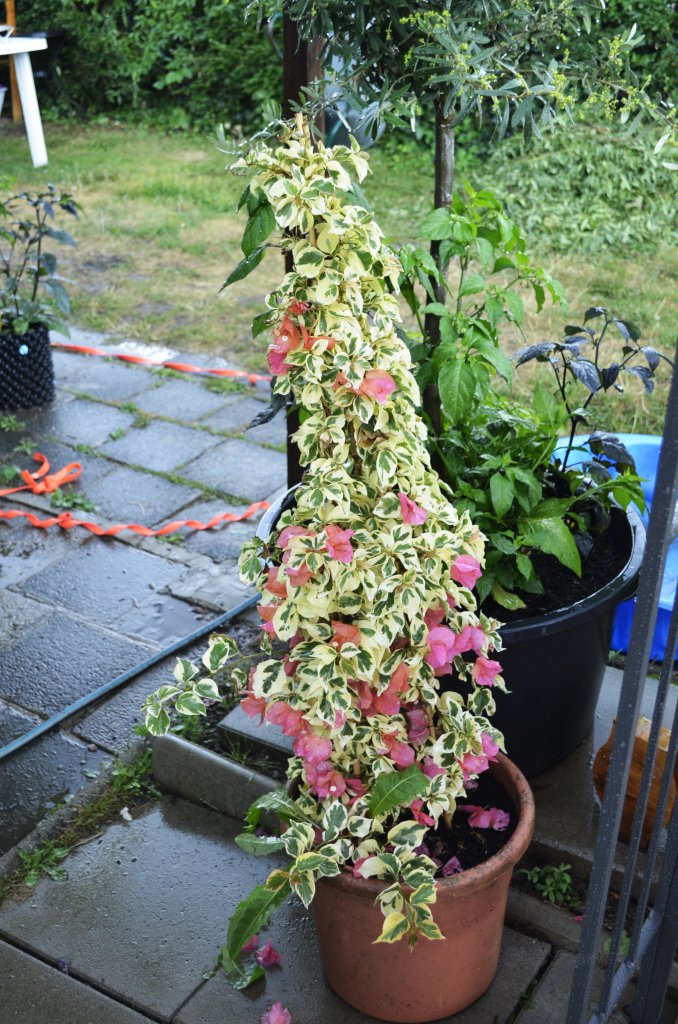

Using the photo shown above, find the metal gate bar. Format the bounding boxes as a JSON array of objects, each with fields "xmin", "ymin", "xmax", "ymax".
[{"xmin": 566, "ymin": 338, "xmax": 678, "ymax": 1024}]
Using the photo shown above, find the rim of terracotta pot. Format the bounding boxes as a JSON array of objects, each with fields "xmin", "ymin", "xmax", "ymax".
[{"xmin": 321, "ymin": 753, "xmax": 534, "ymax": 902}]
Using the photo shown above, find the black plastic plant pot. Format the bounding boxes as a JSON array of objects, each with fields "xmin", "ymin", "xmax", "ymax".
[
  {"xmin": 490, "ymin": 506, "xmax": 645, "ymax": 778},
  {"xmin": 0, "ymin": 324, "xmax": 56, "ymax": 411},
  {"xmin": 258, "ymin": 491, "xmax": 646, "ymax": 779}
]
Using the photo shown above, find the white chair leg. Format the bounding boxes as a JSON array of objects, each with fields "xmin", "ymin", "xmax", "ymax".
[{"xmin": 12, "ymin": 51, "xmax": 48, "ymax": 167}]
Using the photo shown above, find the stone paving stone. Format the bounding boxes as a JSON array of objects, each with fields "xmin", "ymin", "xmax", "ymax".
[
  {"xmin": 12, "ymin": 437, "xmax": 116, "ymax": 485},
  {"xmin": 218, "ymin": 705, "xmax": 293, "ymax": 757},
  {"xmin": 0, "ymin": 699, "xmax": 109, "ymax": 853},
  {"xmin": 73, "ymin": 663, "xmax": 176, "ymax": 752},
  {"xmin": 177, "ymin": 915, "xmax": 550, "ymax": 1024},
  {"xmin": 512, "ymin": 949, "xmax": 653, "ymax": 1024},
  {"xmin": 82, "ymin": 466, "xmax": 203, "ymax": 528},
  {"xmin": 201, "ymin": 393, "xmax": 274, "ymax": 434},
  {"xmin": 0, "ymin": 522, "xmax": 91, "ymax": 592},
  {"xmin": 0, "ymin": 591, "xmax": 50, "ymax": 648},
  {"xmin": 181, "ymin": 438, "xmax": 286, "ymax": 502},
  {"xmin": 0, "ymin": 612, "xmax": 155, "ymax": 717},
  {"xmin": 113, "ymin": 595, "xmax": 212, "ymax": 646},
  {"xmin": 51, "ymin": 351, "xmax": 156, "ymax": 402},
  {"xmin": 19, "ymin": 541, "xmax": 185, "ymax": 625},
  {"xmin": 24, "ymin": 398, "xmax": 136, "ymax": 449},
  {"xmin": 530, "ymin": 666, "xmax": 678, "ymax": 878},
  {"xmin": 133, "ymin": 379, "xmax": 225, "ymax": 422},
  {"xmin": 0, "ymin": 940, "xmax": 156, "ymax": 1024},
  {"xmin": 176, "ymin": 498, "xmax": 263, "ymax": 562},
  {"xmin": 100, "ymin": 420, "xmax": 222, "ymax": 474},
  {"xmin": 0, "ymin": 801, "xmax": 280, "ymax": 1022},
  {"xmin": 167, "ymin": 558, "xmax": 253, "ymax": 612}
]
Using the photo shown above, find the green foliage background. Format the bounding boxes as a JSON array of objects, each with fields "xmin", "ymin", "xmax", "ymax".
[{"xmin": 11, "ymin": 0, "xmax": 282, "ymax": 130}]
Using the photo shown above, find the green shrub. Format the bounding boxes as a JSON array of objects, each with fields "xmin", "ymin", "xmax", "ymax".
[
  {"xmin": 12, "ymin": 0, "xmax": 281, "ymax": 131},
  {"xmin": 482, "ymin": 119, "xmax": 678, "ymax": 253}
]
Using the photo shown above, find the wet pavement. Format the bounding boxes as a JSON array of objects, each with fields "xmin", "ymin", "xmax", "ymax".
[
  {"xmin": 0, "ymin": 331, "xmax": 286, "ymax": 850},
  {"xmin": 1, "ymin": 333, "xmax": 677, "ymax": 1024}
]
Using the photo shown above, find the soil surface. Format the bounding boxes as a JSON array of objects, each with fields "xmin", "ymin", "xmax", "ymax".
[
  {"xmin": 426, "ymin": 771, "xmax": 517, "ymax": 875},
  {"xmin": 485, "ymin": 511, "xmax": 632, "ymax": 622}
]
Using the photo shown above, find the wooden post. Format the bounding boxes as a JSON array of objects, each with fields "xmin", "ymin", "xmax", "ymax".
[
  {"xmin": 4, "ymin": 1, "xmax": 22, "ymax": 123},
  {"xmin": 282, "ymin": 16, "xmax": 323, "ymax": 489}
]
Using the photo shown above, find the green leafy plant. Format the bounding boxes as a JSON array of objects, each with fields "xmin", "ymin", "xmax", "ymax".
[
  {"xmin": 0, "ymin": 185, "xmax": 79, "ymax": 336},
  {"xmin": 398, "ymin": 187, "xmax": 661, "ymax": 610},
  {"xmin": 520, "ymin": 862, "xmax": 577, "ymax": 907},
  {"xmin": 0, "ymin": 413, "xmax": 25, "ymax": 432},
  {"xmin": 144, "ymin": 119, "xmax": 512, "ymax": 982},
  {"xmin": 18, "ymin": 841, "xmax": 70, "ymax": 887},
  {"xmin": 49, "ymin": 486, "xmax": 98, "ymax": 514}
]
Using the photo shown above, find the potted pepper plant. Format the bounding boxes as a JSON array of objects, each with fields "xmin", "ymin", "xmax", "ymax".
[
  {"xmin": 143, "ymin": 118, "xmax": 535, "ymax": 1023},
  {"xmin": 395, "ymin": 187, "xmax": 661, "ymax": 775},
  {"xmin": 0, "ymin": 184, "xmax": 78, "ymax": 410}
]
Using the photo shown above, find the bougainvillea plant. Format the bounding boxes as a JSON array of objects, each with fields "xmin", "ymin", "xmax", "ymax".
[{"xmin": 143, "ymin": 117, "xmax": 507, "ymax": 985}]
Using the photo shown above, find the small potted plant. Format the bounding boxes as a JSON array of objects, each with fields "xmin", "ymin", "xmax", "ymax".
[
  {"xmin": 143, "ymin": 118, "xmax": 535, "ymax": 1023},
  {"xmin": 0, "ymin": 184, "xmax": 79, "ymax": 410},
  {"xmin": 395, "ymin": 188, "xmax": 660, "ymax": 775}
]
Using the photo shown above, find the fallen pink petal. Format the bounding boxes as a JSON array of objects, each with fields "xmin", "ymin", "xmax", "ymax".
[
  {"xmin": 260, "ymin": 1002, "xmax": 292, "ymax": 1024},
  {"xmin": 255, "ymin": 941, "xmax": 282, "ymax": 968},
  {"xmin": 242, "ymin": 934, "xmax": 259, "ymax": 953},
  {"xmin": 442, "ymin": 856, "xmax": 463, "ymax": 876}
]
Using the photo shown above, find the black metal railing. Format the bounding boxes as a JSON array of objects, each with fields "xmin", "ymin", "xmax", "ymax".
[{"xmin": 567, "ymin": 339, "xmax": 678, "ymax": 1024}]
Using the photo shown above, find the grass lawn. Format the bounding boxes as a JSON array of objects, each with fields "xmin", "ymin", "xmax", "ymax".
[{"xmin": 2, "ymin": 120, "xmax": 676, "ymax": 433}]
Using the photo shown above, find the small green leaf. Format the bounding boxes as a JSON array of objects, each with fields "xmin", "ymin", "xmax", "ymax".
[
  {"xmin": 368, "ymin": 765, "xmax": 428, "ymax": 819},
  {"xmin": 242, "ymin": 200, "xmax": 276, "ymax": 256},
  {"xmin": 504, "ymin": 290, "xmax": 525, "ymax": 325},
  {"xmin": 491, "ymin": 582, "xmax": 527, "ymax": 611},
  {"xmin": 458, "ymin": 273, "xmax": 486, "ymax": 298},
  {"xmin": 490, "ymin": 473, "xmax": 515, "ymax": 518},
  {"xmin": 223, "ymin": 873, "xmax": 292, "ymax": 986},
  {"xmin": 420, "ymin": 208, "xmax": 452, "ymax": 240},
  {"xmin": 519, "ymin": 517, "xmax": 582, "ymax": 575},
  {"xmin": 221, "ymin": 246, "xmax": 265, "ymax": 289},
  {"xmin": 438, "ymin": 359, "xmax": 476, "ymax": 425},
  {"xmin": 235, "ymin": 833, "xmax": 286, "ymax": 857}
]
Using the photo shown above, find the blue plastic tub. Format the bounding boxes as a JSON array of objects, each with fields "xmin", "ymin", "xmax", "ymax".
[{"xmin": 560, "ymin": 433, "xmax": 672, "ymax": 660}]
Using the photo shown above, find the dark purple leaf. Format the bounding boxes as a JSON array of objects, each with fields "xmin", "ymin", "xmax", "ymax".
[
  {"xmin": 641, "ymin": 346, "xmax": 661, "ymax": 371},
  {"xmin": 569, "ymin": 358, "xmax": 601, "ymax": 393},
  {"xmin": 625, "ymin": 365, "xmax": 655, "ymax": 394},
  {"xmin": 588, "ymin": 431, "xmax": 636, "ymax": 469},
  {"xmin": 247, "ymin": 390, "xmax": 286, "ymax": 429},
  {"xmin": 514, "ymin": 342, "xmax": 555, "ymax": 366},
  {"xmin": 601, "ymin": 363, "xmax": 621, "ymax": 389},
  {"xmin": 584, "ymin": 306, "xmax": 606, "ymax": 322},
  {"xmin": 612, "ymin": 318, "xmax": 641, "ymax": 343}
]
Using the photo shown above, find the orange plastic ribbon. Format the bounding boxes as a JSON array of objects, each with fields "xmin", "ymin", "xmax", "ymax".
[
  {"xmin": 0, "ymin": 453, "xmax": 270, "ymax": 537},
  {"xmin": 50, "ymin": 341, "xmax": 272, "ymax": 386},
  {"xmin": 0, "ymin": 451, "xmax": 82, "ymax": 498}
]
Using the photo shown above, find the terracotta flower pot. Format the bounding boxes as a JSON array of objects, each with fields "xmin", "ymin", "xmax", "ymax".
[{"xmin": 311, "ymin": 754, "xmax": 535, "ymax": 1024}]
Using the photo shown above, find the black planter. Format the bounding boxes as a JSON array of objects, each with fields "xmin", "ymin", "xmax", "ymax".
[
  {"xmin": 487, "ymin": 507, "xmax": 645, "ymax": 777},
  {"xmin": 0, "ymin": 324, "xmax": 55, "ymax": 410},
  {"xmin": 258, "ymin": 491, "xmax": 646, "ymax": 779}
]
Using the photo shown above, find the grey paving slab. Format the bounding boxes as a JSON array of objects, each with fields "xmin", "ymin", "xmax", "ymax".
[
  {"xmin": 133, "ymin": 379, "xmax": 225, "ymax": 421},
  {"xmin": 530, "ymin": 666, "xmax": 678, "ymax": 877},
  {"xmin": 0, "ymin": 591, "xmax": 50, "ymax": 648},
  {"xmin": 0, "ymin": 800, "xmax": 280, "ymax": 1022},
  {"xmin": 177, "ymin": 498, "xmax": 263, "ymax": 562},
  {"xmin": 0, "ymin": 699, "xmax": 108, "ymax": 853},
  {"xmin": 201, "ymin": 393, "xmax": 274, "ymax": 434},
  {"xmin": 100, "ymin": 420, "xmax": 222, "ymax": 474},
  {"xmin": 0, "ymin": 521, "xmax": 91, "ymax": 591},
  {"xmin": 73, "ymin": 658, "xmax": 181, "ymax": 752},
  {"xmin": 181, "ymin": 439, "xmax": 286, "ymax": 502},
  {"xmin": 84, "ymin": 465, "xmax": 203, "ymax": 527},
  {"xmin": 0, "ymin": 939, "xmax": 156, "ymax": 1024},
  {"xmin": 0, "ymin": 611, "xmax": 154, "ymax": 717},
  {"xmin": 24, "ymin": 398, "xmax": 136, "ymax": 449},
  {"xmin": 19, "ymin": 541, "xmax": 185, "ymax": 624},
  {"xmin": 167, "ymin": 558, "xmax": 252, "ymax": 612},
  {"xmin": 218, "ymin": 704, "xmax": 293, "ymax": 758},
  {"xmin": 51, "ymin": 351, "xmax": 156, "ymax": 401},
  {"xmin": 113, "ymin": 594, "xmax": 212, "ymax": 646},
  {"xmin": 177, "ymin": 916, "xmax": 550, "ymax": 1024},
  {"xmin": 12, "ymin": 437, "xmax": 116, "ymax": 485}
]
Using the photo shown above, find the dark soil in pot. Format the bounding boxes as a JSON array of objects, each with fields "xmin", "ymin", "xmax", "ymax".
[
  {"xmin": 0, "ymin": 324, "xmax": 55, "ymax": 410},
  {"xmin": 427, "ymin": 770, "xmax": 517, "ymax": 873},
  {"xmin": 484, "ymin": 509, "xmax": 632, "ymax": 621}
]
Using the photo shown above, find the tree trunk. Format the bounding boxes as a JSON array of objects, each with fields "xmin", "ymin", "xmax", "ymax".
[{"xmin": 423, "ymin": 100, "xmax": 456, "ymax": 435}]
